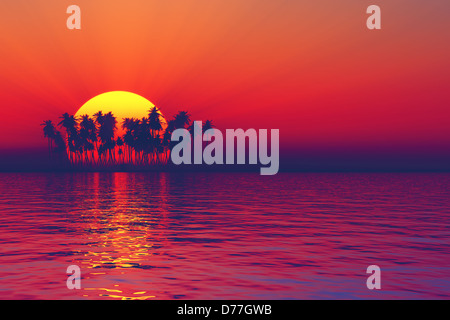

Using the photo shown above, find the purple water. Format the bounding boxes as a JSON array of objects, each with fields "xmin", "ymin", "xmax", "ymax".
[{"xmin": 0, "ymin": 172, "xmax": 449, "ymax": 299}]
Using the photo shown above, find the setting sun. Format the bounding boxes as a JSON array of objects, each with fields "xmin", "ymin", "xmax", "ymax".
[{"xmin": 75, "ymin": 91, "xmax": 167, "ymax": 135}]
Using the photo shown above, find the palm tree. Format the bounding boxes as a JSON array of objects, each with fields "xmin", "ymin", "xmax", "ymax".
[
  {"xmin": 203, "ymin": 120, "xmax": 214, "ymax": 133},
  {"xmin": 79, "ymin": 115, "xmax": 97, "ymax": 164},
  {"xmin": 99, "ymin": 112, "xmax": 117, "ymax": 164},
  {"xmin": 149, "ymin": 107, "xmax": 166, "ymax": 163},
  {"xmin": 58, "ymin": 113, "xmax": 79, "ymax": 163},
  {"xmin": 161, "ymin": 126, "xmax": 172, "ymax": 163},
  {"xmin": 174, "ymin": 111, "xmax": 190, "ymax": 129},
  {"xmin": 93, "ymin": 111, "xmax": 104, "ymax": 125},
  {"xmin": 41, "ymin": 120, "xmax": 56, "ymax": 158},
  {"xmin": 122, "ymin": 117, "xmax": 140, "ymax": 164},
  {"xmin": 135, "ymin": 117, "xmax": 151, "ymax": 164},
  {"xmin": 116, "ymin": 136, "xmax": 124, "ymax": 164},
  {"xmin": 149, "ymin": 107, "xmax": 163, "ymax": 138}
]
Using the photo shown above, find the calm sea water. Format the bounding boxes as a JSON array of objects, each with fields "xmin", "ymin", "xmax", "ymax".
[{"xmin": 0, "ymin": 172, "xmax": 449, "ymax": 299}]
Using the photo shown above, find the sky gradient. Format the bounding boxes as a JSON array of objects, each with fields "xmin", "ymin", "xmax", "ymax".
[{"xmin": 0, "ymin": 0, "xmax": 449, "ymax": 170}]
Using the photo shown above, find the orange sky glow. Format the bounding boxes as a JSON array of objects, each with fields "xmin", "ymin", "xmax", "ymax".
[{"xmin": 0, "ymin": 0, "xmax": 449, "ymax": 169}]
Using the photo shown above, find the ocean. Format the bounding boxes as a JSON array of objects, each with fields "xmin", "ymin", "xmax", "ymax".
[{"xmin": 0, "ymin": 172, "xmax": 449, "ymax": 299}]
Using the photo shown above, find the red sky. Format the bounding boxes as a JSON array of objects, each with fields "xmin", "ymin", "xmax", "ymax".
[{"xmin": 0, "ymin": 1, "xmax": 449, "ymax": 170}]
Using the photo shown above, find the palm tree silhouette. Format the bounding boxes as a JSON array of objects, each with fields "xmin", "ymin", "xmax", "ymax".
[
  {"xmin": 98, "ymin": 112, "xmax": 117, "ymax": 164},
  {"xmin": 79, "ymin": 115, "xmax": 97, "ymax": 165},
  {"xmin": 148, "ymin": 107, "xmax": 163, "ymax": 138},
  {"xmin": 136, "ymin": 117, "xmax": 151, "ymax": 164},
  {"xmin": 148, "ymin": 107, "xmax": 166, "ymax": 163},
  {"xmin": 122, "ymin": 117, "xmax": 138, "ymax": 164},
  {"xmin": 174, "ymin": 111, "xmax": 191, "ymax": 129},
  {"xmin": 58, "ymin": 113, "xmax": 79, "ymax": 163},
  {"xmin": 203, "ymin": 120, "xmax": 214, "ymax": 133},
  {"xmin": 93, "ymin": 111, "xmax": 104, "ymax": 124},
  {"xmin": 42, "ymin": 108, "xmax": 211, "ymax": 169},
  {"xmin": 116, "ymin": 136, "xmax": 124, "ymax": 164},
  {"xmin": 42, "ymin": 120, "xmax": 56, "ymax": 158}
]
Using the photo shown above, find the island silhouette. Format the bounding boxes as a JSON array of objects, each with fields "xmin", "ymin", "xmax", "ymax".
[{"xmin": 42, "ymin": 107, "xmax": 214, "ymax": 170}]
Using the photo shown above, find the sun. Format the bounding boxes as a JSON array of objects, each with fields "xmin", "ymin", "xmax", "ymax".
[{"xmin": 75, "ymin": 91, "xmax": 167, "ymax": 136}]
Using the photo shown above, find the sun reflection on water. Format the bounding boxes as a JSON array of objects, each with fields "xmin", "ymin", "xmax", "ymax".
[{"xmin": 73, "ymin": 172, "xmax": 169, "ymax": 300}]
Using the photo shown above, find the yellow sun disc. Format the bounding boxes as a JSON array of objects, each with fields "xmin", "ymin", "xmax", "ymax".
[{"xmin": 75, "ymin": 91, "xmax": 167, "ymax": 136}]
